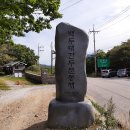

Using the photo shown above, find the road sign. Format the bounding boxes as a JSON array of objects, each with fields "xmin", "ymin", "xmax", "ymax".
[{"xmin": 97, "ymin": 58, "xmax": 110, "ymax": 68}]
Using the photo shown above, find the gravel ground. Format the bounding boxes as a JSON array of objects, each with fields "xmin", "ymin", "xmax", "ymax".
[
  {"xmin": 0, "ymin": 85, "xmax": 56, "ymax": 130},
  {"xmin": 0, "ymin": 85, "xmax": 90, "ymax": 130},
  {"xmin": 0, "ymin": 90, "xmax": 11, "ymax": 97}
]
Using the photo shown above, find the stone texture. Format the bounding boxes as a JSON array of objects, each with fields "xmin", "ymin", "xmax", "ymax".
[
  {"xmin": 48, "ymin": 99, "xmax": 94, "ymax": 129},
  {"xmin": 55, "ymin": 22, "xmax": 89, "ymax": 102},
  {"xmin": 48, "ymin": 22, "xmax": 94, "ymax": 129}
]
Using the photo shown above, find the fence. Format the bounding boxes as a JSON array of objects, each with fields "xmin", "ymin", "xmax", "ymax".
[{"xmin": 25, "ymin": 72, "xmax": 55, "ymax": 84}]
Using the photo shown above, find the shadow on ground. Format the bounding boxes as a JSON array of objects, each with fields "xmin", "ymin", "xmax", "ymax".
[
  {"xmin": 24, "ymin": 121, "xmax": 87, "ymax": 130},
  {"xmin": 24, "ymin": 121, "xmax": 48, "ymax": 130}
]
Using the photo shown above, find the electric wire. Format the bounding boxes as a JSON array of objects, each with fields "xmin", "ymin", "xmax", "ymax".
[
  {"xmin": 60, "ymin": 0, "xmax": 83, "ymax": 11},
  {"xmin": 61, "ymin": 0, "xmax": 75, "ymax": 6},
  {"xmin": 96, "ymin": 6, "xmax": 130, "ymax": 30},
  {"xmin": 103, "ymin": 31, "xmax": 130, "ymax": 40},
  {"xmin": 99, "ymin": 15, "xmax": 130, "ymax": 31}
]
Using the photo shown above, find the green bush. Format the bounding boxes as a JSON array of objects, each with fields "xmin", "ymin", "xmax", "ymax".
[{"xmin": 26, "ymin": 65, "xmax": 41, "ymax": 75}]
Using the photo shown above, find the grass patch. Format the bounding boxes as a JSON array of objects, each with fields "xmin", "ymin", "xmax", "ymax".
[
  {"xmin": 26, "ymin": 70, "xmax": 41, "ymax": 75},
  {"xmin": 0, "ymin": 78, "xmax": 10, "ymax": 90},
  {"xmin": 0, "ymin": 72, "xmax": 5, "ymax": 76},
  {"xmin": 2, "ymin": 76, "xmax": 35, "ymax": 85}
]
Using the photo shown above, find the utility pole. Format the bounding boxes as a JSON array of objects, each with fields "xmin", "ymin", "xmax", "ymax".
[
  {"xmin": 51, "ymin": 42, "xmax": 56, "ymax": 74},
  {"xmin": 38, "ymin": 43, "xmax": 44, "ymax": 65},
  {"xmin": 89, "ymin": 24, "xmax": 100, "ymax": 76}
]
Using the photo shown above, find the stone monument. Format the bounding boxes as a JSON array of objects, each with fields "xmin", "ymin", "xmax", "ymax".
[{"xmin": 48, "ymin": 22, "xmax": 94, "ymax": 129}]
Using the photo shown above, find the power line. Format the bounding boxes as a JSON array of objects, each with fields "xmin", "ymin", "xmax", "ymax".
[
  {"xmin": 61, "ymin": 0, "xmax": 74, "ymax": 6},
  {"xmin": 90, "ymin": 31, "xmax": 130, "ymax": 53},
  {"xmin": 28, "ymin": 0, "xmax": 84, "ymax": 15},
  {"xmin": 102, "ymin": 31, "xmax": 130, "ymax": 40},
  {"xmin": 1, "ymin": 0, "xmax": 84, "ymax": 15},
  {"xmin": 100, "ymin": 15, "xmax": 130, "ymax": 31},
  {"xmin": 96, "ymin": 5, "xmax": 130, "ymax": 29},
  {"xmin": 96, "ymin": 6, "xmax": 130, "ymax": 29},
  {"xmin": 60, "ymin": 0, "xmax": 83, "ymax": 11}
]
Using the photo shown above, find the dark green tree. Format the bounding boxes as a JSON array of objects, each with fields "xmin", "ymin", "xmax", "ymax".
[
  {"xmin": 10, "ymin": 44, "xmax": 38, "ymax": 66},
  {"xmin": 0, "ymin": 0, "xmax": 62, "ymax": 43},
  {"xmin": 0, "ymin": 44, "xmax": 16, "ymax": 65},
  {"xmin": 86, "ymin": 50, "xmax": 107, "ymax": 75},
  {"xmin": 86, "ymin": 56, "xmax": 95, "ymax": 74},
  {"xmin": 107, "ymin": 40, "xmax": 130, "ymax": 69},
  {"xmin": 96, "ymin": 49, "xmax": 106, "ymax": 59}
]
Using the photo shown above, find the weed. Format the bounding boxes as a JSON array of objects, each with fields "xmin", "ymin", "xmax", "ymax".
[
  {"xmin": 0, "ymin": 78, "xmax": 10, "ymax": 90},
  {"xmin": 91, "ymin": 97, "xmax": 118, "ymax": 130}
]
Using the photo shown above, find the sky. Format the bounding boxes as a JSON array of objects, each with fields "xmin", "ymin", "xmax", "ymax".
[{"xmin": 13, "ymin": 0, "xmax": 130, "ymax": 65}]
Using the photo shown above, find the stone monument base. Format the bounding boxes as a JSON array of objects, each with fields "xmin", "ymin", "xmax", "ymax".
[{"xmin": 48, "ymin": 99, "xmax": 95, "ymax": 129}]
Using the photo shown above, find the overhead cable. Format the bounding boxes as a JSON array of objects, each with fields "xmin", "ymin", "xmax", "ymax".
[
  {"xmin": 96, "ymin": 5, "xmax": 130, "ymax": 29},
  {"xmin": 60, "ymin": 0, "xmax": 83, "ymax": 11},
  {"xmin": 100, "ymin": 15, "xmax": 130, "ymax": 31}
]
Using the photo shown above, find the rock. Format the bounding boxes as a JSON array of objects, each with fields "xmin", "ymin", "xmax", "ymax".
[
  {"xmin": 55, "ymin": 22, "xmax": 88, "ymax": 102},
  {"xmin": 48, "ymin": 22, "xmax": 94, "ymax": 129},
  {"xmin": 34, "ymin": 114, "xmax": 38, "ymax": 117},
  {"xmin": 48, "ymin": 99, "xmax": 94, "ymax": 129}
]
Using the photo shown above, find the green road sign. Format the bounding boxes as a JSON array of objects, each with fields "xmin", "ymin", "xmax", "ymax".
[{"xmin": 97, "ymin": 58, "xmax": 110, "ymax": 68}]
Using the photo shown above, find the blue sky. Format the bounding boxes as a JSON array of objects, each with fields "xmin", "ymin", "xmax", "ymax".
[{"xmin": 14, "ymin": 0, "xmax": 130, "ymax": 65}]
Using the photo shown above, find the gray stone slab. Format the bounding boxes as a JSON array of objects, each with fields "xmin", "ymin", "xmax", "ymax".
[
  {"xmin": 48, "ymin": 99, "xmax": 95, "ymax": 129},
  {"xmin": 55, "ymin": 22, "xmax": 89, "ymax": 102}
]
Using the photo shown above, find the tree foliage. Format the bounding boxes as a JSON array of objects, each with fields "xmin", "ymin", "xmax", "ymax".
[
  {"xmin": 86, "ymin": 39, "xmax": 130, "ymax": 75},
  {"xmin": 96, "ymin": 49, "xmax": 106, "ymax": 59},
  {"xmin": 107, "ymin": 39, "xmax": 130, "ymax": 69},
  {"xmin": 0, "ymin": 0, "xmax": 62, "ymax": 43},
  {"xmin": 0, "ymin": 44, "xmax": 16, "ymax": 65},
  {"xmin": 0, "ymin": 43, "xmax": 38, "ymax": 66},
  {"xmin": 10, "ymin": 44, "xmax": 39, "ymax": 66},
  {"xmin": 86, "ymin": 56, "xmax": 95, "ymax": 74},
  {"xmin": 86, "ymin": 50, "xmax": 107, "ymax": 74}
]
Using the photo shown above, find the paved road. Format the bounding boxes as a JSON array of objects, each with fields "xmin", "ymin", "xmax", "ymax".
[{"xmin": 87, "ymin": 77, "xmax": 130, "ymax": 121}]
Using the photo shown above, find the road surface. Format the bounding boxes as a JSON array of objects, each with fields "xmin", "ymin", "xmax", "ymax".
[{"xmin": 87, "ymin": 77, "xmax": 130, "ymax": 122}]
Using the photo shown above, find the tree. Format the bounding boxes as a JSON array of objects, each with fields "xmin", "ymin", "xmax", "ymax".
[
  {"xmin": 10, "ymin": 44, "xmax": 39, "ymax": 66},
  {"xmin": 86, "ymin": 56, "xmax": 95, "ymax": 74},
  {"xmin": 96, "ymin": 49, "xmax": 106, "ymax": 59},
  {"xmin": 0, "ymin": 44, "xmax": 16, "ymax": 65},
  {"xmin": 0, "ymin": 42, "xmax": 38, "ymax": 66},
  {"xmin": 0, "ymin": 0, "xmax": 62, "ymax": 43},
  {"xmin": 86, "ymin": 50, "xmax": 107, "ymax": 75},
  {"xmin": 107, "ymin": 40, "xmax": 130, "ymax": 69},
  {"xmin": 86, "ymin": 40, "xmax": 130, "ymax": 75}
]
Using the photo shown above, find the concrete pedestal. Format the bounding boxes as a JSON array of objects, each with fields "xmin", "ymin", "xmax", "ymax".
[{"xmin": 48, "ymin": 99, "xmax": 95, "ymax": 129}]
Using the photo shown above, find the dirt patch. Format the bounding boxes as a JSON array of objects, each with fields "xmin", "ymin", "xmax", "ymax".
[{"xmin": 0, "ymin": 85, "xmax": 56, "ymax": 130}]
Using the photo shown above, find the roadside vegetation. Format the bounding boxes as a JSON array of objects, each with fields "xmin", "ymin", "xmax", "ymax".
[
  {"xmin": 26, "ymin": 64, "xmax": 55, "ymax": 76},
  {"xmin": 2, "ymin": 76, "xmax": 34, "ymax": 85},
  {"xmin": 26, "ymin": 65, "xmax": 41, "ymax": 75},
  {"xmin": 89, "ymin": 97, "xmax": 130, "ymax": 130},
  {"xmin": 0, "ymin": 78, "xmax": 10, "ymax": 90},
  {"xmin": 0, "ymin": 76, "xmax": 35, "ymax": 90},
  {"xmin": 86, "ymin": 39, "xmax": 130, "ymax": 76},
  {"xmin": 0, "ymin": 43, "xmax": 39, "ymax": 67}
]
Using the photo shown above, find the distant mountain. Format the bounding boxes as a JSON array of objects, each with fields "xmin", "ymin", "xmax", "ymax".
[
  {"xmin": 87, "ymin": 54, "xmax": 95, "ymax": 58},
  {"xmin": 40, "ymin": 64, "xmax": 51, "ymax": 68}
]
